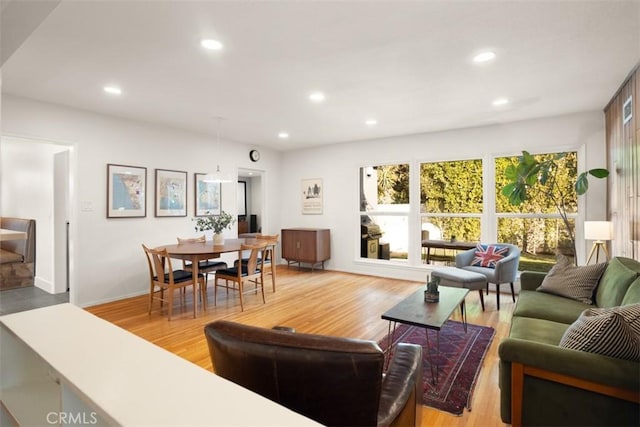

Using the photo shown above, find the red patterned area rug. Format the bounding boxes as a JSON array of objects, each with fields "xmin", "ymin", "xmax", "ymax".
[{"xmin": 378, "ymin": 321, "xmax": 495, "ymax": 416}]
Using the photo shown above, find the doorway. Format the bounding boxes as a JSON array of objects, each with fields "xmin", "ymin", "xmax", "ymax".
[
  {"xmin": 237, "ymin": 168, "xmax": 264, "ymax": 234},
  {"xmin": 0, "ymin": 136, "xmax": 73, "ymax": 299}
]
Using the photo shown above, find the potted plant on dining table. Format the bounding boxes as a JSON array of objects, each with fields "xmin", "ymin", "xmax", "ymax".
[{"xmin": 193, "ymin": 210, "xmax": 236, "ymax": 245}]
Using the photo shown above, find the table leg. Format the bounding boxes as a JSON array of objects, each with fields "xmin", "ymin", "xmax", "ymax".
[
  {"xmin": 384, "ymin": 321, "xmax": 397, "ymax": 371},
  {"xmin": 191, "ymin": 255, "xmax": 199, "ymax": 318},
  {"xmin": 424, "ymin": 328, "xmax": 439, "ymax": 385},
  {"xmin": 460, "ymin": 300, "xmax": 467, "ymax": 333}
]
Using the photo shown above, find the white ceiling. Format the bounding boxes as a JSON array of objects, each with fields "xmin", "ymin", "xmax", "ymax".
[{"xmin": 2, "ymin": 0, "xmax": 639, "ymax": 151}]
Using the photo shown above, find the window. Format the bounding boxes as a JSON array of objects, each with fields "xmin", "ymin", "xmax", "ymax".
[
  {"xmin": 419, "ymin": 160, "xmax": 483, "ymax": 261},
  {"xmin": 357, "ymin": 151, "xmax": 579, "ymax": 271},
  {"xmin": 359, "ymin": 164, "xmax": 409, "ymax": 261},
  {"xmin": 495, "ymin": 152, "xmax": 577, "ymax": 271}
]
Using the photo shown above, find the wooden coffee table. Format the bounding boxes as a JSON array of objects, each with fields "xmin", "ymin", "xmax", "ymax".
[{"xmin": 381, "ymin": 286, "xmax": 469, "ymax": 384}]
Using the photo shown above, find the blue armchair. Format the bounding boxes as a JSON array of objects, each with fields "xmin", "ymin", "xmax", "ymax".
[{"xmin": 456, "ymin": 243, "xmax": 520, "ymax": 310}]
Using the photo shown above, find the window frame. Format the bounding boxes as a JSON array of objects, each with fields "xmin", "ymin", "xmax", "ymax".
[
  {"xmin": 355, "ymin": 145, "xmax": 586, "ymax": 268},
  {"xmin": 358, "ymin": 163, "xmax": 411, "ymax": 264}
]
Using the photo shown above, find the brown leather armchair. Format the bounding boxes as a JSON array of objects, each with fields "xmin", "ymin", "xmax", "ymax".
[{"xmin": 204, "ymin": 320, "xmax": 423, "ymax": 427}]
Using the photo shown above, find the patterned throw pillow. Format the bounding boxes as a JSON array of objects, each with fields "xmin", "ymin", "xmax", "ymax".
[
  {"xmin": 536, "ymin": 255, "xmax": 607, "ymax": 304},
  {"xmin": 471, "ymin": 244, "xmax": 508, "ymax": 269},
  {"xmin": 559, "ymin": 304, "xmax": 640, "ymax": 361}
]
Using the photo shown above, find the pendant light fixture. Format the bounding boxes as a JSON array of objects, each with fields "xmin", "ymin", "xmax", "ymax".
[{"xmin": 205, "ymin": 116, "xmax": 233, "ymax": 183}]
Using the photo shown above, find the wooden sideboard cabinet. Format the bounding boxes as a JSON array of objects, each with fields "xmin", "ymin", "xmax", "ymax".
[{"xmin": 281, "ymin": 228, "xmax": 330, "ymax": 271}]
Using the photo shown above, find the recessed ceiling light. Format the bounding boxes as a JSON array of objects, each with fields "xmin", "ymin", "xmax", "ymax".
[
  {"xmin": 103, "ymin": 86, "xmax": 122, "ymax": 95},
  {"xmin": 309, "ymin": 92, "xmax": 326, "ymax": 103},
  {"xmin": 201, "ymin": 39, "xmax": 223, "ymax": 50},
  {"xmin": 492, "ymin": 98, "xmax": 509, "ymax": 106},
  {"xmin": 473, "ymin": 51, "xmax": 496, "ymax": 63},
  {"xmin": 365, "ymin": 119, "xmax": 377, "ymax": 126},
  {"xmin": 278, "ymin": 132, "xmax": 289, "ymax": 139}
]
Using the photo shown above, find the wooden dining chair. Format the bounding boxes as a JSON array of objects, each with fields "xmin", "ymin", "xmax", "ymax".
[
  {"xmin": 256, "ymin": 234, "xmax": 278, "ymax": 292},
  {"xmin": 176, "ymin": 236, "xmax": 228, "ymax": 289},
  {"xmin": 142, "ymin": 244, "xmax": 206, "ymax": 320},
  {"xmin": 214, "ymin": 242, "xmax": 267, "ymax": 312}
]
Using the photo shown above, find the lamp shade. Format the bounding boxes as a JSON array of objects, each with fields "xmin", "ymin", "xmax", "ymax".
[
  {"xmin": 203, "ymin": 165, "xmax": 233, "ymax": 183},
  {"xmin": 584, "ymin": 221, "xmax": 613, "ymax": 241}
]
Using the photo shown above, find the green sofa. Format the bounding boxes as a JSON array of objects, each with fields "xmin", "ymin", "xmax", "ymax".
[{"xmin": 499, "ymin": 256, "xmax": 640, "ymax": 426}]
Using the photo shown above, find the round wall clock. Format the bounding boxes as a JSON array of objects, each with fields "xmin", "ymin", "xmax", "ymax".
[{"xmin": 249, "ymin": 149, "xmax": 260, "ymax": 162}]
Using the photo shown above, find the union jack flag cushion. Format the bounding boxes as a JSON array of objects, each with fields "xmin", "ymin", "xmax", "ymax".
[{"xmin": 471, "ymin": 244, "xmax": 508, "ymax": 269}]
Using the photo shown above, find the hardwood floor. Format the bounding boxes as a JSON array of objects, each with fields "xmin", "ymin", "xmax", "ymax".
[{"xmin": 86, "ymin": 266, "xmax": 514, "ymax": 427}]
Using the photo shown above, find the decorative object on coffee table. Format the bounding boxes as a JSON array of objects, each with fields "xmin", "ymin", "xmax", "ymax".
[{"xmin": 424, "ymin": 276, "xmax": 440, "ymax": 302}]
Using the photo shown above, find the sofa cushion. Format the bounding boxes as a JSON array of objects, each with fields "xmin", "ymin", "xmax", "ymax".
[
  {"xmin": 509, "ymin": 316, "xmax": 569, "ymax": 346},
  {"xmin": 594, "ymin": 257, "xmax": 640, "ymax": 308},
  {"xmin": 471, "ymin": 244, "xmax": 508, "ymax": 268},
  {"xmin": 622, "ymin": 277, "xmax": 640, "ymax": 306},
  {"xmin": 559, "ymin": 304, "xmax": 640, "ymax": 361},
  {"xmin": 536, "ymin": 255, "xmax": 607, "ymax": 304},
  {"xmin": 513, "ymin": 290, "xmax": 591, "ymax": 324}
]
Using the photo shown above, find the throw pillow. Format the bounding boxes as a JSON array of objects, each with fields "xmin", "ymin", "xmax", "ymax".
[
  {"xmin": 585, "ymin": 303, "xmax": 640, "ymax": 335},
  {"xmin": 471, "ymin": 244, "xmax": 508, "ymax": 269},
  {"xmin": 536, "ymin": 255, "xmax": 607, "ymax": 304},
  {"xmin": 559, "ymin": 304, "xmax": 640, "ymax": 361}
]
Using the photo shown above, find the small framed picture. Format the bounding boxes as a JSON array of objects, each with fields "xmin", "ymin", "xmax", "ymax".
[
  {"xmin": 302, "ymin": 178, "xmax": 323, "ymax": 215},
  {"xmin": 195, "ymin": 173, "xmax": 222, "ymax": 216},
  {"xmin": 155, "ymin": 169, "xmax": 187, "ymax": 217},
  {"xmin": 623, "ymin": 95, "xmax": 633, "ymax": 125},
  {"xmin": 107, "ymin": 164, "xmax": 147, "ymax": 218}
]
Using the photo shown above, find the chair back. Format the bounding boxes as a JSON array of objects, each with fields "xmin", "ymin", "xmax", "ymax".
[
  {"xmin": 256, "ymin": 233, "xmax": 278, "ymax": 243},
  {"xmin": 177, "ymin": 235, "xmax": 205, "ymax": 244},
  {"xmin": 256, "ymin": 233, "xmax": 278, "ymax": 262},
  {"xmin": 142, "ymin": 244, "xmax": 175, "ymax": 285},
  {"xmin": 498, "ymin": 243, "xmax": 521, "ymax": 282},
  {"xmin": 204, "ymin": 320, "xmax": 384, "ymax": 427},
  {"xmin": 241, "ymin": 243, "xmax": 265, "ymax": 274}
]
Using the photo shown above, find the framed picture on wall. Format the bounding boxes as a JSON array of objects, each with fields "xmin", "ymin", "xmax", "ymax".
[
  {"xmin": 302, "ymin": 178, "xmax": 323, "ymax": 214},
  {"xmin": 106, "ymin": 164, "xmax": 147, "ymax": 218},
  {"xmin": 155, "ymin": 169, "xmax": 187, "ymax": 217},
  {"xmin": 195, "ymin": 172, "xmax": 221, "ymax": 216}
]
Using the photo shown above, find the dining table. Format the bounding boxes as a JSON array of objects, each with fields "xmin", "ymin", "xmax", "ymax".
[
  {"xmin": 155, "ymin": 238, "xmax": 261, "ymax": 314},
  {"xmin": 421, "ymin": 239, "xmax": 478, "ymax": 264}
]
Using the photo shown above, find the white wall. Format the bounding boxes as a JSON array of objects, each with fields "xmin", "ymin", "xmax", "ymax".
[
  {"xmin": 2, "ymin": 93, "xmax": 606, "ymax": 304},
  {"xmin": 279, "ymin": 111, "xmax": 607, "ymax": 282},
  {"xmin": 249, "ymin": 175, "xmax": 263, "ymax": 232},
  {"xmin": 2, "ymin": 95, "xmax": 282, "ymax": 306}
]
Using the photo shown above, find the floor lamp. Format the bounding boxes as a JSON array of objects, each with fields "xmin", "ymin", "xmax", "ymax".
[{"xmin": 584, "ymin": 221, "xmax": 612, "ymax": 264}]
